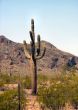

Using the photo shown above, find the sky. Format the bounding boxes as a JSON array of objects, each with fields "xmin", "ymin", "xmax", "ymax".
[{"xmin": 0, "ymin": 0, "xmax": 78, "ymax": 56}]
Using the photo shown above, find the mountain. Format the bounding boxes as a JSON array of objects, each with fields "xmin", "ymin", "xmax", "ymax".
[{"xmin": 0, "ymin": 35, "xmax": 78, "ymax": 75}]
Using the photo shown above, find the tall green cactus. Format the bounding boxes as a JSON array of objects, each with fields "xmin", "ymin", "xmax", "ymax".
[{"xmin": 23, "ymin": 19, "xmax": 46, "ymax": 95}]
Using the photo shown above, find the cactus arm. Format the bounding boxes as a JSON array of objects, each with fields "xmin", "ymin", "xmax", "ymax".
[
  {"xmin": 29, "ymin": 31, "xmax": 34, "ymax": 44},
  {"xmin": 31, "ymin": 19, "xmax": 34, "ymax": 32},
  {"xmin": 30, "ymin": 19, "xmax": 36, "ymax": 59},
  {"xmin": 30, "ymin": 41, "xmax": 35, "ymax": 59},
  {"xmin": 36, "ymin": 35, "xmax": 41, "ymax": 56},
  {"xmin": 23, "ymin": 40, "xmax": 31, "ymax": 59},
  {"xmin": 31, "ymin": 19, "xmax": 35, "ymax": 42},
  {"xmin": 36, "ymin": 47, "xmax": 46, "ymax": 60}
]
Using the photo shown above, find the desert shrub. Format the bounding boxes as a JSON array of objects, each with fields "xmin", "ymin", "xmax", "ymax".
[
  {"xmin": 0, "ymin": 73, "xmax": 31, "ymax": 89},
  {"xmin": 0, "ymin": 74, "xmax": 18, "ymax": 84},
  {"xmin": 22, "ymin": 75, "xmax": 31, "ymax": 89},
  {"xmin": 0, "ymin": 89, "xmax": 26, "ymax": 110},
  {"xmin": 0, "ymin": 74, "xmax": 11, "ymax": 84},
  {"xmin": 0, "ymin": 82, "xmax": 4, "ymax": 87},
  {"xmin": 38, "ymin": 83, "xmax": 67, "ymax": 109},
  {"xmin": 69, "ymin": 75, "xmax": 78, "ymax": 109},
  {"xmin": 38, "ymin": 74, "xmax": 48, "ymax": 85},
  {"xmin": 0, "ymin": 74, "xmax": 23, "ymax": 84},
  {"xmin": 71, "ymin": 86, "xmax": 78, "ymax": 109},
  {"xmin": 37, "ymin": 74, "xmax": 78, "ymax": 110}
]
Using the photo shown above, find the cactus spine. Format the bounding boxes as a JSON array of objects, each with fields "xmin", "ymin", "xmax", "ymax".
[{"xmin": 23, "ymin": 19, "xmax": 46, "ymax": 95}]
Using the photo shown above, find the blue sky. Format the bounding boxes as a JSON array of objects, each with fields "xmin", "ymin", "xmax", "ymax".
[{"xmin": 0, "ymin": 0, "xmax": 78, "ymax": 56}]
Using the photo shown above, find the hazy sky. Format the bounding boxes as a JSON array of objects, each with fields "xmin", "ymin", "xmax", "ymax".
[{"xmin": 0, "ymin": 0, "xmax": 78, "ymax": 56}]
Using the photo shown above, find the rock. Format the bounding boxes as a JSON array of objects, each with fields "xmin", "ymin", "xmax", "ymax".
[{"xmin": 67, "ymin": 56, "xmax": 76, "ymax": 67}]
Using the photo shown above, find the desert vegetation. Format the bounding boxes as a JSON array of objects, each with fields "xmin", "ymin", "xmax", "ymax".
[
  {"xmin": 0, "ymin": 68, "xmax": 78, "ymax": 110},
  {"xmin": 37, "ymin": 70, "xmax": 78, "ymax": 110},
  {"xmin": 0, "ymin": 89, "xmax": 25, "ymax": 110},
  {"xmin": 0, "ymin": 19, "xmax": 78, "ymax": 110},
  {"xmin": 0, "ymin": 73, "xmax": 26, "ymax": 110}
]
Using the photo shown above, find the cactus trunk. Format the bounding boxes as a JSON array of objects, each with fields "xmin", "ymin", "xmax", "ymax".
[{"xmin": 32, "ymin": 59, "xmax": 37, "ymax": 94}]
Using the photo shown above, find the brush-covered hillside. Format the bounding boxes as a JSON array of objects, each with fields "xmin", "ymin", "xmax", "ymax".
[{"xmin": 0, "ymin": 35, "xmax": 78, "ymax": 75}]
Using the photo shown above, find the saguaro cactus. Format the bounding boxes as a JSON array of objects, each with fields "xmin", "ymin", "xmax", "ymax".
[{"xmin": 23, "ymin": 19, "xmax": 46, "ymax": 94}]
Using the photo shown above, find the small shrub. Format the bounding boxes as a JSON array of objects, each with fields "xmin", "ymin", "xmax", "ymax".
[
  {"xmin": 37, "ymin": 74, "xmax": 78, "ymax": 110},
  {"xmin": 0, "ymin": 74, "xmax": 11, "ymax": 84},
  {"xmin": 22, "ymin": 75, "xmax": 31, "ymax": 89},
  {"xmin": 38, "ymin": 84, "xmax": 67, "ymax": 110},
  {"xmin": 38, "ymin": 74, "xmax": 48, "ymax": 86},
  {"xmin": 0, "ymin": 89, "xmax": 26, "ymax": 110}
]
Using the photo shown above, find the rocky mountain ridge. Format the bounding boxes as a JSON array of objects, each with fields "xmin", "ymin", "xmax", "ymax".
[{"xmin": 0, "ymin": 35, "xmax": 78, "ymax": 75}]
